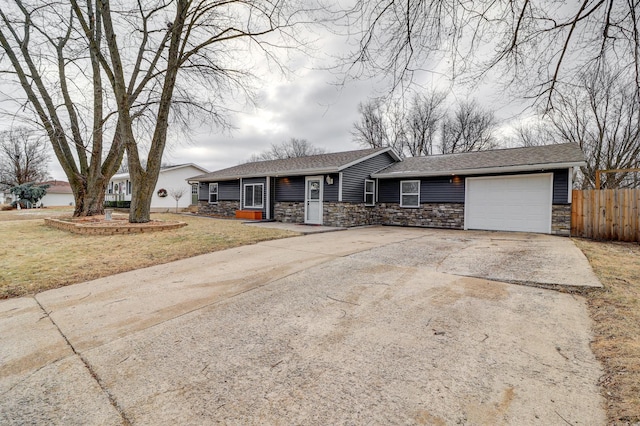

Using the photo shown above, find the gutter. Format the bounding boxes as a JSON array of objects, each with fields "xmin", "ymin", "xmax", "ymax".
[{"xmin": 371, "ymin": 161, "xmax": 586, "ymax": 179}]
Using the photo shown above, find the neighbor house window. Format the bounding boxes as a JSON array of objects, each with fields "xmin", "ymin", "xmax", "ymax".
[
  {"xmin": 209, "ymin": 183, "xmax": 218, "ymax": 203},
  {"xmin": 244, "ymin": 183, "xmax": 263, "ymax": 208},
  {"xmin": 400, "ymin": 180, "xmax": 420, "ymax": 207},
  {"xmin": 364, "ymin": 179, "xmax": 375, "ymax": 206},
  {"xmin": 126, "ymin": 180, "xmax": 131, "ymax": 195}
]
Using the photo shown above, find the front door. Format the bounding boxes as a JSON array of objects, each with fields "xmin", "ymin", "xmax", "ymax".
[
  {"xmin": 191, "ymin": 183, "xmax": 198, "ymax": 205},
  {"xmin": 305, "ymin": 176, "xmax": 323, "ymax": 225}
]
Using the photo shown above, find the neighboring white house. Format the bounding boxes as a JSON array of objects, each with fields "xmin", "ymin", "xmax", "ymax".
[
  {"xmin": 40, "ymin": 180, "xmax": 75, "ymax": 207},
  {"xmin": 106, "ymin": 164, "xmax": 209, "ymax": 209},
  {"xmin": 0, "ymin": 181, "xmax": 74, "ymax": 207},
  {"xmin": 0, "ymin": 190, "xmax": 11, "ymax": 205}
]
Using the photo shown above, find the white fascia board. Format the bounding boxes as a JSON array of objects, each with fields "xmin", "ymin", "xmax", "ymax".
[
  {"xmin": 110, "ymin": 172, "xmax": 131, "ymax": 180},
  {"xmin": 162, "ymin": 163, "xmax": 210, "ymax": 174},
  {"xmin": 371, "ymin": 161, "xmax": 587, "ymax": 179},
  {"xmin": 568, "ymin": 167, "xmax": 574, "ymax": 203}
]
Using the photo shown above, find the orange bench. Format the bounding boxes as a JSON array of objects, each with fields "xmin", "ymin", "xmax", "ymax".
[{"xmin": 235, "ymin": 210, "xmax": 263, "ymax": 220}]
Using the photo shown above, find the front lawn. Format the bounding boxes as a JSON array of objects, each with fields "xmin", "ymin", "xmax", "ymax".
[{"xmin": 0, "ymin": 213, "xmax": 297, "ymax": 298}]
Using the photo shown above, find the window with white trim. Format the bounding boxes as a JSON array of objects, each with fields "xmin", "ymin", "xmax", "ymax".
[
  {"xmin": 244, "ymin": 183, "xmax": 264, "ymax": 208},
  {"xmin": 209, "ymin": 183, "xmax": 218, "ymax": 203},
  {"xmin": 364, "ymin": 179, "xmax": 375, "ymax": 206},
  {"xmin": 400, "ymin": 180, "xmax": 420, "ymax": 207}
]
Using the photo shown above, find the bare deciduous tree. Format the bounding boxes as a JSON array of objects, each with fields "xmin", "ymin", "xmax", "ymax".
[
  {"xmin": 168, "ymin": 187, "xmax": 186, "ymax": 213},
  {"xmin": 352, "ymin": 98, "xmax": 406, "ymax": 156},
  {"xmin": 352, "ymin": 100, "xmax": 390, "ymax": 150},
  {"xmin": 0, "ymin": 127, "xmax": 49, "ymax": 188},
  {"xmin": 547, "ymin": 68, "xmax": 640, "ymax": 189},
  {"xmin": 440, "ymin": 100, "xmax": 497, "ymax": 154},
  {"xmin": 0, "ymin": 0, "xmax": 319, "ymax": 222},
  {"xmin": 354, "ymin": 94, "xmax": 495, "ymax": 156},
  {"xmin": 248, "ymin": 138, "xmax": 326, "ymax": 162},
  {"xmin": 404, "ymin": 91, "xmax": 447, "ymax": 156},
  {"xmin": 347, "ymin": 1, "xmax": 640, "ymax": 107},
  {"xmin": 509, "ymin": 120, "xmax": 556, "ymax": 148}
]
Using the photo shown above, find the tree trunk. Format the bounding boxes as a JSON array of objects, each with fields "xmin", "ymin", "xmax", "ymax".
[
  {"xmin": 127, "ymin": 167, "xmax": 158, "ymax": 223},
  {"xmin": 71, "ymin": 177, "xmax": 107, "ymax": 216}
]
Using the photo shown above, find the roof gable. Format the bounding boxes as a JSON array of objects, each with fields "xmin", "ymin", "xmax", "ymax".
[
  {"xmin": 111, "ymin": 163, "xmax": 209, "ymax": 180},
  {"xmin": 189, "ymin": 147, "xmax": 399, "ymax": 181},
  {"xmin": 372, "ymin": 143, "xmax": 586, "ymax": 178},
  {"xmin": 39, "ymin": 180, "xmax": 73, "ymax": 194}
]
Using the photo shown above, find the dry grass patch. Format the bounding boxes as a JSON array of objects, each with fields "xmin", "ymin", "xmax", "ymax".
[
  {"xmin": 0, "ymin": 213, "xmax": 298, "ymax": 298},
  {"xmin": 0, "ymin": 206, "xmax": 74, "ymax": 221},
  {"xmin": 574, "ymin": 238, "xmax": 640, "ymax": 424}
]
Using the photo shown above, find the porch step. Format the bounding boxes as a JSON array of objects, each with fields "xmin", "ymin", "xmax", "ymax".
[{"xmin": 235, "ymin": 210, "xmax": 263, "ymax": 220}]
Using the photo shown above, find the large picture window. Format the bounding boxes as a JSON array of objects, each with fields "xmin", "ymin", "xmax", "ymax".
[
  {"xmin": 400, "ymin": 180, "xmax": 420, "ymax": 207},
  {"xmin": 244, "ymin": 183, "xmax": 264, "ymax": 208},
  {"xmin": 209, "ymin": 183, "xmax": 218, "ymax": 203},
  {"xmin": 364, "ymin": 179, "xmax": 375, "ymax": 206}
]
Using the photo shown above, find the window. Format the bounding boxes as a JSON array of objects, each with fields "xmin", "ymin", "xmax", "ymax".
[
  {"xmin": 400, "ymin": 180, "xmax": 420, "ymax": 207},
  {"xmin": 364, "ymin": 179, "xmax": 375, "ymax": 206},
  {"xmin": 209, "ymin": 183, "xmax": 218, "ymax": 203},
  {"xmin": 126, "ymin": 180, "xmax": 131, "ymax": 195},
  {"xmin": 244, "ymin": 183, "xmax": 263, "ymax": 208}
]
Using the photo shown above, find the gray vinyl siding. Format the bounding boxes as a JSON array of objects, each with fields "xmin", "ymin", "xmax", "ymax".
[
  {"xmin": 378, "ymin": 169, "xmax": 570, "ymax": 204},
  {"xmin": 378, "ymin": 179, "xmax": 400, "ymax": 203},
  {"xmin": 422, "ymin": 177, "xmax": 465, "ymax": 202},
  {"xmin": 324, "ymin": 174, "xmax": 339, "ymax": 202},
  {"xmin": 274, "ymin": 174, "xmax": 339, "ymax": 202},
  {"xmin": 552, "ymin": 169, "xmax": 569, "ymax": 204},
  {"xmin": 378, "ymin": 178, "xmax": 464, "ymax": 203},
  {"xmin": 219, "ymin": 180, "xmax": 240, "ymax": 201},
  {"xmin": 198, "ymin": 182, "xmax": 208, "ymax": 201},
  {"xmin": 275, "ymin": 176, "xmax": 304, "ymax": 201},
  {"xmin": 341, "ymin": 152, "xmax": 396, "ymax": 203},
  {"xmin": 242, "ymin": 177, "xmax": 266, "ymax": 186}
]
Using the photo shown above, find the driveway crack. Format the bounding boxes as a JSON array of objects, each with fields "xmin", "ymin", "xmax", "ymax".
[{"xmin": 33, "ymin": 296, "xmax": 132, "ymax": 426}]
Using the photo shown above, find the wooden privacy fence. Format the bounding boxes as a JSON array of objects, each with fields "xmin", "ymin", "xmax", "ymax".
[{"xmin": 571, "ymin": 189, "xmax": 640, "ymax": 242}]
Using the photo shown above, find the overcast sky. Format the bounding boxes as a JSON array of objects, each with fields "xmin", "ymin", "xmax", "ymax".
[{"xmin": 34, "ymin": 18, "xmax": 529, "ymax": 181}]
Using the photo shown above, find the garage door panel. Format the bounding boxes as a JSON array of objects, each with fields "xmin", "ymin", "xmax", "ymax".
[{"xmin": 465, "ymin": 174, "xmax": 552, "ymax": 233}]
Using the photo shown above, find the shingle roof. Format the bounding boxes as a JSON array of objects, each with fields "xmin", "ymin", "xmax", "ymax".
[
  {"xmin": 40, "ymin": 180, "xmax": 73, "ymax": 194},
  {"xmin": 372, "ymin": 143, "xmax": 586, "ymax": 178},
  {"xmin": 111, "ymin": 163, "xmax": 209, "ymax": 180},
  {"xmin": 189, "ymin": 147, "xmax": 397, "ymax": 181}
]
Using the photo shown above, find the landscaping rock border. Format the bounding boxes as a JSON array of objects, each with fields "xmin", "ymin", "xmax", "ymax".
[{"xmin": 44, "ymin": 217, "xmax": 187, "ymax": 235}]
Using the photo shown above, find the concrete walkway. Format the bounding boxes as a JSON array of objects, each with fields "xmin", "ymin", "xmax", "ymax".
[
  {"xmin": 245, "ymin": 221, "xmax": 346, "ymax": 234},
  {"xmin": 0, "ymin": 227, "xmax": 604, "ymax": 424}
]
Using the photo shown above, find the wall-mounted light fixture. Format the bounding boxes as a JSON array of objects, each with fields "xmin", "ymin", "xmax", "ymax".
[{"xmin": 325, "ymin": 175, "xmax": 334, "ymax": 185}]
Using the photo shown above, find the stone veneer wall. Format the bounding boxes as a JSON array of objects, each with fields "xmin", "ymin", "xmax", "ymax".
[
  {"xmin": 274, "ymin": 201, "xmax": 305, "ymax": 223},
  {"xmin": 198, "ymin": 200, "xmax": 240, "ymax": 217},
  {"xmin": 323, "ymin": 202, "xmax": 379, "ymax": 227},
  {"xmin": 551, "ymin": 204, "xmax": 571, "ymax": 236},
  {"xmin": 275, "ymin": 201, "xmax": 465, "ymax": 229},
  {"xmin": 377, "ymin": 203, "xmax": 464, "ymax": 229}
]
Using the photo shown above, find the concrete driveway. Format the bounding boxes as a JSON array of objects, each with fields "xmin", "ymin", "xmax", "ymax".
[{"xmin": 1, "ymin": 226, "xmax": 604, "ymax": 424}]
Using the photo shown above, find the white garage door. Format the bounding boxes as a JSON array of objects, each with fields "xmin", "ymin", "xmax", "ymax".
[{"xmin": 465, "ymin": 173, "xmax": 553, "ymax": 233}]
